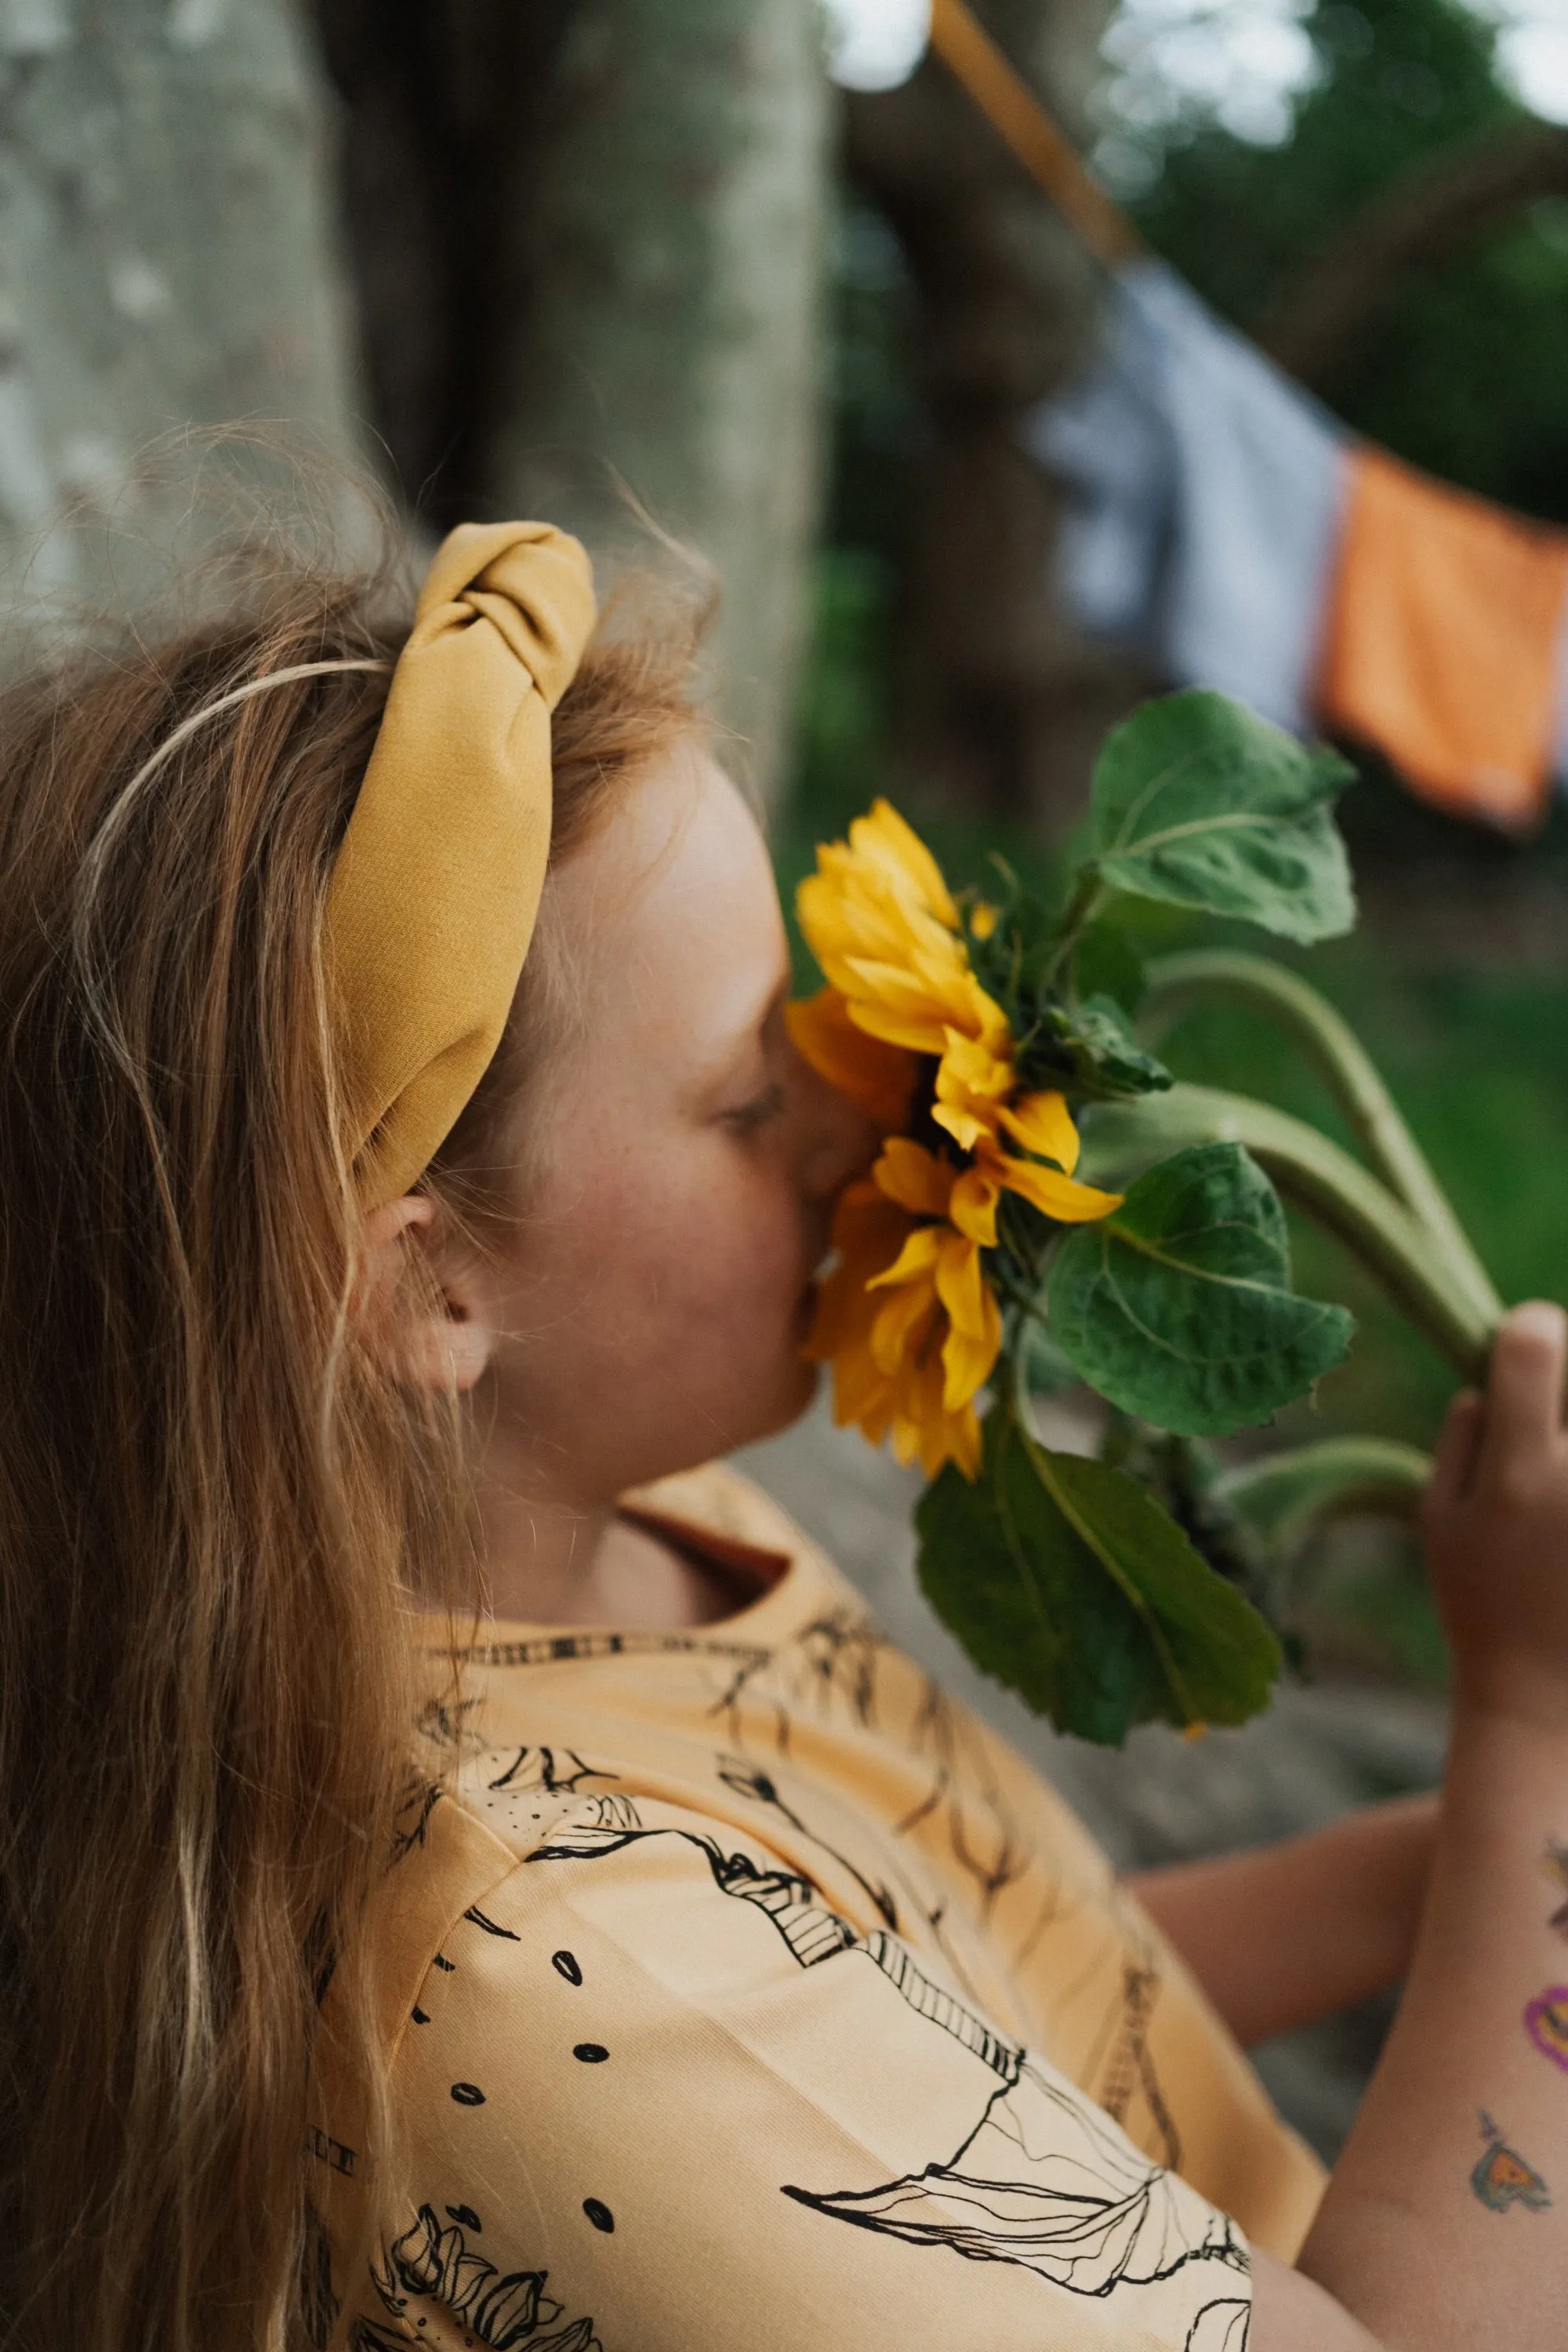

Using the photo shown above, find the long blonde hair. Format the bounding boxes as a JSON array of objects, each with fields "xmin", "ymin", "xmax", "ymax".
[{"xmin": 0, "ymin": 553, "xmax": 696, "ymax": 2352}]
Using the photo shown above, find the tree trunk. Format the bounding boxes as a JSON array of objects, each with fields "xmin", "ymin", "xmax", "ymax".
[
  {"xmin": 310, "ymin": 0, "xmax": 564, "ymax": 533},
  {"xmin": 0, "ymin": 0, "xmax": 365, "ymax": 631},
  {"xmin": 845, "ymin": 0, "xmax": 1139, "ymax": 833},
  {"xmin": 485, "ymin": 0, "xmax": 831, "ymax": 808}
]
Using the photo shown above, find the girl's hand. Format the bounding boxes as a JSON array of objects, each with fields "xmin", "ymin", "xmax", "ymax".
[{"xmin": 1422, "ymin": 1300, "xmax": 1568, "ymax": 1727}]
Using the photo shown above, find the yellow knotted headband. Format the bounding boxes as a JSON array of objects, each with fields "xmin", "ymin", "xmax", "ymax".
[{"xmin": 325, "ymin": 521, "xmax": 596, "ymax": 1207}]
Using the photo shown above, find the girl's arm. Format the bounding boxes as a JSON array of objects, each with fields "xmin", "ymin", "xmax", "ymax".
[
  {"xmin": 1250, "ymin": 1301, "xmax": 1568, "ymax": 2350},
  {"xmin": 1127, "ymin": 1795, "xmax": 1437, "ymax": 2045}
]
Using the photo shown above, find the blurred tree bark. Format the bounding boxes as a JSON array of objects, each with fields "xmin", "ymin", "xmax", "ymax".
[
  {"xmin": 0, "ymin": 0, "xmax": 363, "ymax": 626},
  {"xmin": 317, "ymin": 0, "xmax": 831, "ymax": 808},
  {"xmin": 844, "ymin": 0, "xmax": 1138, "ymax": 833},
  {"xmin": 310, "ymin": 2, "xmax": 561, "ymax": 532}
]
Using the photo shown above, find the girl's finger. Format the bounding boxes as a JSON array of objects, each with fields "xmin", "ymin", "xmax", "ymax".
[
  {"xmin": 1426, "ymin": 1388, "xmax": 1483, "ymax": 1514},
  {"xmin": 1479, "ymin": 1301, "xmax": 1568, "ymax": 1483}
]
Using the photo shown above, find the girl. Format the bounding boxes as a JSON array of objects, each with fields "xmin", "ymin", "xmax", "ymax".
[{"xmin": 2, "ymin": 519, "xmax": 1563, "ymax": 2352}]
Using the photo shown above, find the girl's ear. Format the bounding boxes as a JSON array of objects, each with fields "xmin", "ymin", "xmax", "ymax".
[{"xmin": 360, "ymin": 1193, "xmax": 495, "ymax": 1394}]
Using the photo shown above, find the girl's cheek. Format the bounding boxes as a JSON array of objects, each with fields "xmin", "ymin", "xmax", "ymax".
[
  {"xmin": 550, "ymin": 1129, "xmax": 806, "ymax": 1328},
  {"xmin": 683, "ymin": 1158, "xmax": 804, "ymax": 1302}
]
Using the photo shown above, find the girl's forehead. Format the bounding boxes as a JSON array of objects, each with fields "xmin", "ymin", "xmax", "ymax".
[
  {"xmin": 590, "ymin": 750, "xmax": 774, "ymax": 941},
  {"xmin": 559, "ymin": 744, "xmax": 786, "ymax": 1047}
]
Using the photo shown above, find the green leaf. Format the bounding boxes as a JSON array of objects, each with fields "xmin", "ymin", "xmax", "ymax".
[
  {"xmin": 915, "ymin": 1403, "xmax": 1281, "ymax": 1744},
  {"xmin": 1047, "ymin": 1142, "xmax": 1354, "ymax": 1435},
  {"xmin": 1016, "ymin": 993, "xmax": 1172, "ymax": 1102},
  {"xmin": 1018, "ymin": 1315, "xmax": 1080, "ymax": 1396},
  {"xmin": 1087, "ymin": 691, "xmax": 1356, "ymax": 944},
  {"xmin": 1098, "ymin": 1415, "xmax": 1292, "ymax": 1651},
  {"xmin": 1070, "ymin": 918, "xmax": 1147, "ymax": 1014}
]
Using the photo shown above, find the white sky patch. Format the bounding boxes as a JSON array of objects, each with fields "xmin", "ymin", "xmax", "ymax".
[
  {"xmin": 1095, "ymin": 0, "xmax": 1568, "ymax": 182},
  {"xmin": 822, "ymin": 0, "xmax": 931, "ymax": 91},
  {"xmin": 816, "ymin": 0, "xmax": 1568, "ymax": 131},
  {"xmin": 1099, "ymin": 0, "xmax": 1319, "ymax": 154},
  {"xmin": 1476, "ymin": 2, "xmax": 1568, "ymax": 124}
]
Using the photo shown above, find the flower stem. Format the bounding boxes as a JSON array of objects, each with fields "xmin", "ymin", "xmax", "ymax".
[
  {"xmin": 1138, "ymin": 949, "xmax": 1501, "ymax": 1327},
  {"xmin": 1215, "ymin": 1436, "xmax": 1431, "ymax": 1541},
  {"xmin": 1042, "ymin": 866, "xmax": 1108, "ymax": 987},
  {"xmin": 1082, "ymin": 1081, "xmax": 1495, "ymax": 1383}
]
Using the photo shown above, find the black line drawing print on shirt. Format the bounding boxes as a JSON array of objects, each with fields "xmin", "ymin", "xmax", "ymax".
[
  {"xmin": 389, "ymin": 1780, "xmax": 442, "ymax": 1865},
  {"xmin": 1185, "ymin": 2302, "xmax": 1251, "ymax": 2352},
  {"xmin": 1094, "ymin": 1960, "xmax": 1182, "ymax": 2171},
  {"xmin": 713, "ymin": 1643, "xmax": 1181, "ymax": 2168},
  {"xmin": 782, "ymin": 2057, "xmax": 1248, "ymax": 2303},
  {"xmin": 713, "ymin": 1606, "xmax": 1035, "ymax": 1914},
  {"xmin": 486, "ymin": 1747, "xmax": 612, "ymax": 1797},
  {"xmin": 716, "ymin": 1752, "xmax": 899, "ymax": 1930},
  {"xmin": 464, "ymin": 1904, "xmax": 521, "ymax": 1941},
  {"xmin": 369, "ymin": 2201, "xmax": 601, "ymax": 2352},
  {"xmin": 524, "ymin": 1813, "xmax": 1230, "ymax": 2334},
  {"xmin": 862, "ymin": 1929, "xmax": 1024, "ymax": 2083},
  {"xmin": 529, "ymin": 1813, "xmax": 858, "ymax": 1971},
  {"xmin": 451, "ymin": 1624, "xmax": 774, "ymax": 1676},
  {"xmin": 529, "ymin": 1809, "xmax": 1029, "ymax": 2069}
]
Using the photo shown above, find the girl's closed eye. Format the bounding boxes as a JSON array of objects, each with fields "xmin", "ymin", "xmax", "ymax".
[{"xmin": 721, "ymin": 1078, "xmax": 786, "ymax": 1134}]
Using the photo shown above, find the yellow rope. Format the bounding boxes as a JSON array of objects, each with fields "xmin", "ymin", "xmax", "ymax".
[{"xmin": 928, "ymin": 0, "xmax": 1146, "ymax": 268}]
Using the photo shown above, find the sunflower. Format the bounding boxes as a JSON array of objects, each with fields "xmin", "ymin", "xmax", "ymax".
[{"xmin": 789, "ymin": 800, "xmax": 1122, "ymax": 1479}]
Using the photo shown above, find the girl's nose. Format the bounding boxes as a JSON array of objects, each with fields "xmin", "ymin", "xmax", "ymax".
[{"xmin": 795, "ymin": 1051, "xmax": 882, "ymax": 1201}]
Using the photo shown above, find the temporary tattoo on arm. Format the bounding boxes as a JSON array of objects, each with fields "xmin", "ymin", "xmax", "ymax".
[
  {"xmin": 1542, "ymin": 1841, "xmax": 1568, "ymax": 1940},
  {"xmin": 1524, "ymin": 1987, "xmax": 1568, "ymax": 2073},
  {"xmin": 1472, "ymin": 2112, "xmax": 1552, "ymax": 2213}
]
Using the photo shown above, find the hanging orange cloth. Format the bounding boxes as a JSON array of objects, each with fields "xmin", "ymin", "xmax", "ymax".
[{"xmin": 1319, "ymin": 445, "xmax": 1568, "ymax": 833}]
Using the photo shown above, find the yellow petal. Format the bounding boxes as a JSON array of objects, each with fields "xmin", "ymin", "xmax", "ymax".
[
  {"xmin": 942, "ymin": 1318, "xmax": 1001, "ymax": 1414},
  {"xmin": 931, "ymin": 1018, "xmax": 1017, "ymax": 1152},
  {"xmin": 938, "ymin": 1025, "xmax": 1014, "ymax": 1104},
  {"xmin": 803, "ymin": 1184, "xmax": 913, "ymax": 1362},
  {"xmin": 968, "ymin": 899, "xmax": 999, "ymax": 941},
  {"xmin": 786, "ymin": 989, "xmax": 917, "ymax": 1134},
  {"xmin": 887, "ymin": 1406, "xmax": 920, "ymax": 1468},
  {"xmin": 843, "ymin": 931, "xmax": 978, "ymax": 1004},
  {"xmin": 833, "ymin": 1358, "xmax": 895, "ymax": 1449},
  {"xmin": 887, "ymin": 1347, "xmax": 984, "ymax": 1482},
  {"xmin": 933, "ymin": 1230, "xmax": 988, "ymax": 1340},
  {"xmin": 795, "ymin": 872, "xmax": 931, "ymax": 996},
  {"xmin": 949, "ymin": 1165, "xmax": 1000, "ymax": 1247},
  {"xmin": 851, "ymin": 798, "xmax": 960, "ymax": 928},
  {"xmin": 873, "ymin": 1138, "xmax": 955, "ymax": 1220},
  {"xmin": 949, "ymin": 1400, "xmax": 983, "ymax": 1480},
  {"xmin": 799, "ymin": 856, "xmax": 957, "ymax": 982},
  {"xmin": 870, "ymin": 1279, "xmax": 938, "ymax": 1376},
  {"xmin": 866, "ymin": 1224, "xmax": 945, "ymax": 1291},
  {"xmin": 935, "ymin": 1237, "xmax": 1003, "ymax": 1410},
  {"xmin": 840, "ymin": 975, "xmax": 960, "ymax": 1060},
  {"xmin": 1000, "ymin": 1154, "xmax": 1123, "ymax": 1225},
  {"xmin": 892, "ymin": 1352, "xmax": 949, "ymax": 1479},
  {"xmin": 999, "ymin": 1091, "xmax": 1082, "ymax": 1174},
  {"xmin": 931, "ymin": 1100, "xmax": 993, "ymax": 1154}
]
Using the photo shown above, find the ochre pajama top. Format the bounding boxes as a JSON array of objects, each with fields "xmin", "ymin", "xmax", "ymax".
[{"xmin": 314, "ymin": 1462, "xmax": 1324, "ymax": 2352}]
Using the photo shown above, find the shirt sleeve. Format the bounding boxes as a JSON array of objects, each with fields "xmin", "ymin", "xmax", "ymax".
[{"xmin": 354, "ymin": 1791, "xmax": 1253, "ymax": 2352}]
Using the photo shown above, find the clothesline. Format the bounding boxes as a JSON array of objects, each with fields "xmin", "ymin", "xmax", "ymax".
[{"xmin": 928, "ymin": 0, "xmax": 1145, "ymax": 269}]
